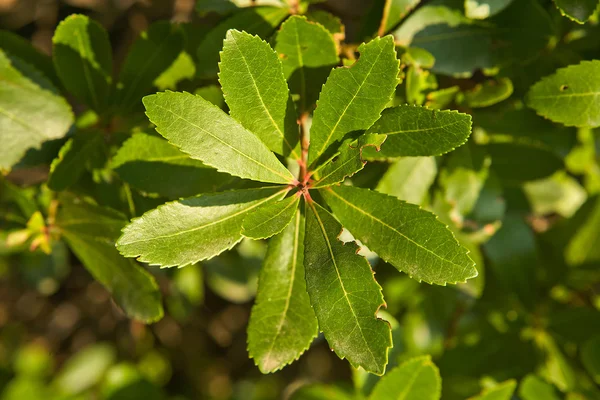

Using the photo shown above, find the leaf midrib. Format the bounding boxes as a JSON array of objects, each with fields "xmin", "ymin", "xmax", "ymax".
[
  {"xmin": 261, "ymin": 210, "xmax": 302, "ymax": 367},
  {"xmin": 312, "ymin": 42, "xmax": 387, "ymax": 162},
  {"xmin": 119, "ymin": 189, "xmax": 286, "ymax": 246},
  {"xmin": 374, "ymin": 118, "xmax": 465, "ymax": 135},
  {"xmin": 74, "ymin": 29, "xmax": 100, "ymax": 110},
  {"xmin": 395, "ymin": 362, "xmax": 426, "ymax": 400},
  {"xmin": 244, "ymin": 195, "xmax": 298, "ymax": 236},
  {"xmin": 326, "ymin": 188, "xmax": 468, "ymax": 269},
  {"xmin": 151, "ymin": 101, "xmax": 293, "ymax": 183},
  {"xmin": 229, "ymin": 33, "xmax": 299, "ymax": 159},
  {"xmin": 314, "ymin": 150, "xmax": 362, "ymax": 187},
  {"xmin": 308, "ymin": 201, "xmax": 378, "ymax": 367},
  {"xmin": 529, "ymin": 91, "xmax": 600, "ymax": 99}
]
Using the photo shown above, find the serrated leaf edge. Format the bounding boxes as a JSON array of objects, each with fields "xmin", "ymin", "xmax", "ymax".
[
  {"xmin": 321, "ymin": 186, "xmax": 478, "ymax": 285},
  {"xmin": 116, "ymin": 187, "xmax": 288, "ymax": 268}
]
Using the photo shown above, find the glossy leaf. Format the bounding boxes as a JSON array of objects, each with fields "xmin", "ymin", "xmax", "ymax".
[
  {"xmin": 565, "ymin": 195, "xmax": 600, "ymax": 266},
  {"xmin": 111, "ymin": 132, "xmax": 231, "ymax": 199},
  {"xmin": 486, "ymin": 142, "xmax": 564, "ymax": 183},
  {"xmin": 412, "ymin": 23, "xmax": 492, "ymax": 77},
  {"xmin": 0, "ymin": 30, "xmax": 59, "ymax": 87},
  {"xmin": 48, "ymin": 131, "xmax": 104, "ymax": 191},
  {"xmin": 56, "ymin": 196, "xmax": 163, "ymax": 322},
  {"xmin": 425, "ymin": 85, "xmax": 460, "ymax": 109},
  {"xmin": 219, "ymin": 30, "xmax": 299, "ymax": 157},
  {"xmin": 554, "ymin": 0, "xmax": 599, "ymax": 23},
  {"xmin": 484, "ymin": 213, "xmax": 537, "ymax": 307},
  {"xmin": 363, "ymin": 105, "xmax": 472, "ymax": 158},
  {"xmin": 467, "ymin": 380, "xmax": 516, "ymax": 400},
  {"xmin": 519, "ymin": 375, "xmax": 561, "ymax": 400},
  {"xmin": 581, "ymin": 336, "xmax": 600, "ymax": 384},
  {"xmin": 117, "ymin": 187, "xmax": 286, "ymax": 268},
  {"xmin": 116, "ymin": 22, "xmax": 184, "ymax": 111},
  {"xmin": 247, "ymin": 209, "xmax": 318, "ymax": 373},
  {"xmin": 312, "ymin": 134, "xmax": 387, "ymax": 188},
  {"xmin": 526, "ymin": 61, "xmax": 600, "ymax": 128},
  {"xmin": 304, "ymin": 201, "xmax": 391, "ymax": 375},
  {"xmin": 52, "ymin": 14, "xmax": 112, "ymax": 112},
  {"xmin": 376, "ymin": 157, "xmax": 437, "ymax": 205},
  {"xmin": 307, "ymin": 35, "xmax": 399, "ymax": 165},
  {"xmin": 143, "ymin": 91, "xmax": 295, "ymax": 184},
  {"xmin": 368, "ymin": 356, "xmax": 441, "ymax": 400},
  {"xmin": 196, "ymin": 7, "xmax": 289, "ymax": 78},
  {"xmin": 275, "ymin": 16, "xmax": 339, "ymax": 115},
  {"xmin": 154, "ymin": 51, "xmax": 196, "ymax": 91},
  {"xmin": 321, "ymin": 185, "xmax": 477, "ymax": 285},
  {"xmin": 54, "ymin": 343, "xmax": 116, "ymax": 395},
  {"xmin": 461, "ymin": 78, "xmax": 513, "ymax": 108},
  {"xmin": 242, "ymin": 194, "xmax": 300, "ymax": 239},
  {"xmin": 306, "ymin": 10, "xmax": 344, "ymax": 35},
  {"xmin": 0, "ymin": 50, "xmax": 73, "ymax": 171},
  {"xmin": 465, "ymin": 0, "xmax": 515, "ymax": 19},
  {"xmin": 380, "ymin": 0, "xmax": 421, "ymax": 34}
]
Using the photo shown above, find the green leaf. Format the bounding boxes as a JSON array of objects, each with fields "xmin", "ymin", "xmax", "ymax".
[
  {"xmin": 52, "ymin": 14, "xmax": 112, "ymax": 112},
  {"xmin": 425, "ymin": 85, "xmax": 460, "ymax": 109},
  {"xmin": 405, "ymin": 64, "xmax": 437, "ymax": 105},
  {"xmin": 116, "ymin": 21, "xmax": 184, "ymax": 111},
  {"xmin": 307, "ymin": 35, "xmax": 399, "ymax": 165},
  {"xmin": 306, "ymin": 10, "xmax": 345, "ymax": 35},
  {"xmin": 290, "ymin": 384, "xmax": 356, "ymax": 400},
  {"xmin": 376, "ymin": 157, "xmax": 437, "ymax": 205},
  {"xmin": 0, "ymin": 50, "xmax": 73, "ymax": 171},
  {"xmin": 247, "ymin": 209, "xmax": 318, "ymax": 373},
  {"xmin": 536, "ymin": 332, "xmax": 576, "ymax": 391},
  {"xmin": 519, "ymin": 375, "xmax": 561, "ymax": 400},
  {"xmin": 275, "ymin": 16, "xmax": 340, "ymax": 115},
  {"xmin": 554, "ymin": 0, "xmax": 599, "ymax": 23},
  {"xmin": 154, "ymin": 51, "xmax": 196, "ymax": 91},
  {"xmin": 439, "ymin": 143, "xmax": 490, "ymax": 222},
  {"xmin": 142, "ymin": 91, "xmax": 295, "ymax": 184},
  {"xmin": 362, "ymin": 105, "xmax": 472, "ymax": 159},
  {"xmin": 523, "ymin": 172, "xmax": 587, "ymax": 218},
  {"xmin": 460, "ymin": 78, "xmax": 513, "ymax": 108},
  {"xmin": 219, "ymin": 30, "xmax": 299, "ymax": 158},
  {"xmin": 56, "ymin": 196, "xmax": 163, "ymax": 322},
  {"xmin": 582, "ymin": 336, "xmax": 600, "ymax": 384},
  {"xmin": 489, "ymin": 0, "xmax": 555, "ymax": 68},
  {"xmin": 321, "ymin": 185, "xmax": 477, "ymax": 285},
  {"xmin": 194, "ymin": 84, "xmax": 225, "ymax": 108},
  {"xmin": 484, "ymin": 213, "xmax": 537, "ymax": 307},
  {"xmin": 304, "ymin": 201, "xmax": 391, "ymax": 375},
  {"xmin": 196, "ymin": 7, "xmax": 289, "ymax": 78},
  {"xmin": 564, "ymin": 195, "xmax": 600, "ymax": 266},
  {"xmin": 380, "ymin": 0, "xmax": 422, "ymax": 34},
  {"xmin": 411, "ymin": 23, "xmax": 492, "ymax": 77},
  {"xmin": 110, "ymin": 132, "xmax": 231, "ymax": 199},
  {"xmin": 467, "ymin": 380, "xmax": 516, "ymax": 400},
  {"xmin": 486, "ymin": 143, "xmax": 564, "ymax": 183},
  {"xmin": 117, "ymin": 187, "xmax": 287, "ymax": 268},
  {"xmin": 0, "ymin": 30, "xmax": 60, "ymax": 87},
  {"xmin": 48, "ymin": 131, "xmax": 104, "ymax": 191},
  {"xmin": 394, "ymin": 5, "xmax": 470, "ymax": 46},
  {"xmin": 242, "ymin": 194, "xmax": 300, "ymax": 240},
  {"xmin": 526, "ymin": 61, "xmax": 600, "ymax": 128},
  {"xmin": 312, "ymin": 134, "xmax": 387, "ymax": 188},
  {"xmin": 196, "ymin": 0, "xmax": 238, "ymax": 15},
  {"xmin": 368, "ymin": 355, "xmax": 441, "ymax": 400},
  {"xmin": 53, "ymin": 343, "xmax": 116, "ymax": 395},
  {"xmin": 465, "ymin": 0, "xmax": 515, "ymax": 19}
]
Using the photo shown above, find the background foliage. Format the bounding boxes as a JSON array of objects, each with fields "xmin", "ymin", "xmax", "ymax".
[{"xmin": 1, "ymin": 0, "xmax": 599, "ymax": 399}]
